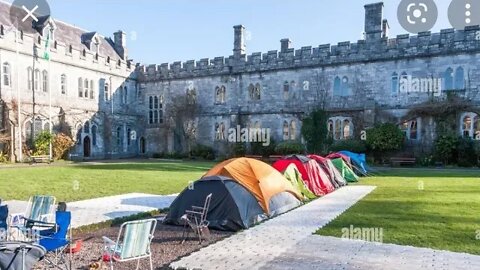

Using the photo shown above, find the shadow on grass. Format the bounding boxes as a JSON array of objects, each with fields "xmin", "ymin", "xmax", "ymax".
[{"xmin": 76, "ymin": 162, "xmax": 214, "ymax": 172}]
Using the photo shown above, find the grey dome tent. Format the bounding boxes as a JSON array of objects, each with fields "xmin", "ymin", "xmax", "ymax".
[{"xmin": 164, "ymin": 176, "xmax": 268, "ymax": 231}]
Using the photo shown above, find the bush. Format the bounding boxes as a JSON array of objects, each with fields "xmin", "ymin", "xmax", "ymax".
[
  {"xmin": 251, "ymin": 139, "xmax": 277, "ymax": 157},
  {"xmin": 191, "ymin": 144, "xmax": 215, "ymax": 160},
  {"xmin": 274, "ymin": 142, "xmax": 305, "ymax": 155},
  {"xmin": 366, "ymin": 124, "xmax": 404, "ymax": 152},
  {"xmin": 231, "ymin": 142, "xmax": 246, "ymax": 157},
  {"xmin": 151, "ymin": 152, "xmax": 164, "ymax": 159},
  {"xmin": 301, "ymin": 110, "xmax": 329, "ymax": 153},
  {"xmin": 33, "ymin": 131, "xmax": 54, "ymax": 156},
  {"xmin": 0, "ymin": 151, "xmax": 8, "ymax": 163},
  {"xmin": 53, "ymin": 133, "xmax": 75, "ymax": 160},
  {"xmin": 329, "ymin": 139, "xmax": 367, "ymax": 153},
  {"xmin": 434, "ymin": 134, "xmax": 459, "ymax": 165},
  {"xmin": 457, "ymin": 137, "xmax": 477, "ymax": 167}
]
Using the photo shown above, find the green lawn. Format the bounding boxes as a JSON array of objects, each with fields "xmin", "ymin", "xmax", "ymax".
[
  {"xmin": 317, "ymin": 168, "xmax": 480, "ymax": 255},
  {"xmin": 0, "ymin": 161, "xmax": 215, "ymax": 202}
]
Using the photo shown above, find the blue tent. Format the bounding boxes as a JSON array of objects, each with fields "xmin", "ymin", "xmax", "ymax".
[{"xmin": 339, "ymin": 151, "xmax": 369, "ymax": 176}]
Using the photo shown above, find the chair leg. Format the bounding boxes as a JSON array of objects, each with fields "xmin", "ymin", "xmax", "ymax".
[
  {"xmin": 149, "ymin": 255, "xmax": 153, "ymax": 270},
  {"xmin": 181, "ymin": 227, "xmax": 190, "ymax": 244},
  {"xmin": 135, "ymin": 258, "xmax": 140, "ymax": 270}
]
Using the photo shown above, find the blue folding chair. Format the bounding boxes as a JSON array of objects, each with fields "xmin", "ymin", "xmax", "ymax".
[
  {"xmin": 0, "ymin": 204, "xmax": 8, "ymax": 231},
  {"xmin": 0, "ymin": 204, "xmax": 8, "ymax": 241},
  {"xmin": 38, "ymin": 211, "xmax": 72, "ymax": 270}
]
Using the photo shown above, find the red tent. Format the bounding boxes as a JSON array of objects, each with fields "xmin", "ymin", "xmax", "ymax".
[
  {"xmin": 272, "ymin": 155, "xmax": 335, "ymax": 196},
  {"xmin": 308, "ymin": 155, "xmax": 347, "ymax": 188}
]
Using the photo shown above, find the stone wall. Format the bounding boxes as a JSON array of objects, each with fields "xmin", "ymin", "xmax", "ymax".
[{"xmin": 137, "ymin": 2, "xmax": 480, "ymax": 156}]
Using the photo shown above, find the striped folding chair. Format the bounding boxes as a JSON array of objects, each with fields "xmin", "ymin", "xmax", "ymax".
[
  {"xmin": 23, "ymin": 195, "xmax": 57, "ymax": 228},
  {"xmin": 11, "ymin": 195, "xmax": 57, "ymax": 242},
  {"xmin": 102, "ymin": 219, "xmax": 157, "ymax": 270}
]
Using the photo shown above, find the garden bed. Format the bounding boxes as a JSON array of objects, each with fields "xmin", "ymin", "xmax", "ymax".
[{"xmin": 37, "ymin": 218, "xmax": 232, "ymax": 270}]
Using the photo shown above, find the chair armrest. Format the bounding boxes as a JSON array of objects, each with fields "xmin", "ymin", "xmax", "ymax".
[
  {"xmin": 102, "ymin": 236, "xmax": 116, "ymax": 246},
  {"xmin": 23, "ymin": 218, "xmax": 56, "ymax": 229},
  {"xmin": 185, "ymin": 210, "xmax": 203, "ymax": 215},
  {"xmin": 191, "ymin": 206, "xmax": 204, "ymax": 211}
]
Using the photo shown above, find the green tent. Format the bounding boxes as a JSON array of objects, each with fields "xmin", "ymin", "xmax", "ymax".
[
  {"xmin": 331, "ymin": 158, "xmax": 359, "ymax": 182},
  {"xmin": 283, "ymin": 164, "xmax": 317, "ymax": 200}
]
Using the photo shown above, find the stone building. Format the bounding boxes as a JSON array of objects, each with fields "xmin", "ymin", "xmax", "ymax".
[
  {"xmin": 0, "ymin": 1, "xmax": 143, "ymax": 161},
  {"xmin": 137, "ymin": 2, "xmax": 480, "ymax": 157},
  {"xmin": 0, "ymin": 1, "xmax": 479, "ymax": 161}
]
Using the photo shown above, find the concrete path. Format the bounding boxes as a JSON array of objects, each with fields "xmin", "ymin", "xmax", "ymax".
[
  {"xmin": 4, "ymin": 193, "xmax": 177, "ymax": 228},
  {"xmin": 260, "ymin": 236, "xmax": 480, "ymax": 270},
  {"xmin": 170, "ymin": 186, "xmax": 376, "ymax": 270}
]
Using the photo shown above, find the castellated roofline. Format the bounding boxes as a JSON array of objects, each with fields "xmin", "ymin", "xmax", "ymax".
[{"xmin": 137, "ymin": 25, "xmax": 480, "ymax": 81}]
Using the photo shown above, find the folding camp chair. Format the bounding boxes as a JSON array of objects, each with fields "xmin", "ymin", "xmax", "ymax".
[
  {"xmin": 102, "ymin": 219, "xmax": 157, "ymax": 270},
  {"xmin": 11, "ymin": 196, "xmax": 56, "ymax": 242},
  {"xmin": 38, "ymin": 211, "xmax": 73, "ymax": 270},
  {"xmin": 181, "ymin": 193, "xmax": 212, "ymax": 244},
  {"xmin": 19, "ymin": 195, "xmax": 57, "ymax": 230},
  {"xmin": 1, "ymin": 203, "xmax": 8, "ymax": 241},
  {"xmin": 0, "ymin": 242, "xmax": 46, "ymax": 270}
]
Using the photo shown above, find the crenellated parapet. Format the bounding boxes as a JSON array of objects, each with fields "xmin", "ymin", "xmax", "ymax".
[{"xmin": 137, "ymin": 25, "xmax": 480, "ymax": 82}]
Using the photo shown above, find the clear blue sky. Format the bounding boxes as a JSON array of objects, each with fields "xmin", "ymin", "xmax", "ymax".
[{"xmin": 41, "ymin": 0, "xmax": 453, "ymax": 65}]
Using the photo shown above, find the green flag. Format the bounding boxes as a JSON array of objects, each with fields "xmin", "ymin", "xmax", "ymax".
[{"xmin": 43, "ymin": 31, "xmax": 51, "ymax": 60}]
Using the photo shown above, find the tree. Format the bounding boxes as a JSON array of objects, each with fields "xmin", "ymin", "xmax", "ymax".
[
  {"xmin": 366, "ymin": 123, "xmax": 404, "ymax": 162},
  {"xmin": 168, "ymin": 94, "xmax": 200, "ymax": 156},
  {"xmin": 301, "ymin": 109, "xmax": 329, "ymax": 154}
]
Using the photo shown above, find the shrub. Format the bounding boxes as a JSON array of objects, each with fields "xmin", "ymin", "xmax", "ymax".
[
  {"xmin": 274, "ymin": 142, "xmax": 305, "ymax": 155},
  {"xmin": 366, "ymin": 124, "xmax": 404, "ymax": 152},
  {"xmin": 251, "ymin": 139, "xmax": 277, "ymax": 157},
  {"xmin": 53, "ymin": 133, "xmax": 75, "ymax": 160},
  {"xmin": 232, "ymin": 142, "xmax": 246, "ymax": 157},
  {"xmin": 329, "ymin": 139, "xmax": 367, "ymax": 153},
  {"xmin": 457, "ymin": 137, "xmax": 477, "ymax": 167},
  {"xmin": 151, "ymin": 152, "xmax": 164, "ymax": 159},
  {"xmin": 191, "ymin": 144, "xmax": 215, "ymax": 160},
  {"xmin": 0, "ymin": 151, "xmax": 8, "ymax": 163},
  {"xmin": 33, "ymin": 131, "xmax": 54, "ymax": 156},
  {"xmin": 301, "ymin": 110, "xmax": 329, "ymax": 153},
  {"xmin": 434, "ymin": 134, "xmax": 459, "ymax": 165}
]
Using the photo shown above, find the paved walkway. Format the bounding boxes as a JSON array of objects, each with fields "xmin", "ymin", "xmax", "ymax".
[
  {"xmin": 170, "ymin": 185, "xmax": 480, "ymax": 270},
  {"xmin": 5, "ymin": 193, "xmax": 177, "ymax": 228},
  {"xmin": 170, "ymin": 186, "xmax": 376, "ymax": 270},
  {"xmin": 261, "ymin": 236, "xmax": 480, "ymax": 270}
]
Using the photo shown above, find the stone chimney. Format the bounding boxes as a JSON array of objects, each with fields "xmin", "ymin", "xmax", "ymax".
[
  {"xmin": 113, "ymin": 30, "xmax": 127, "ymax": 60},
  {"xmin": 364, "ymin": 2, "xmax": 384, "ymax": 41},
  {"xmin": 382, "ymin": 19, "xmax": 390, "ymax": 38},
  {"xmin": 233, "ymin": 25, "xmax": 246, "ymax": 57},
  {"xmin": 280, "ymin": 38, "xmax": 292, "ymax": 53}
]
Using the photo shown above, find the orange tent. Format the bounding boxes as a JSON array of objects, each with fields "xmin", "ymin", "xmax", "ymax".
[{"xmin": 203, "ymin": 158, "xmax": 303, "ymax": 213}]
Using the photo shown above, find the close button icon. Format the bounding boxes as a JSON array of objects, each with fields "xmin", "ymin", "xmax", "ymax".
[{"xmin": 9, "ymin": 0, "xmax": 51, "ymax": 34}]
